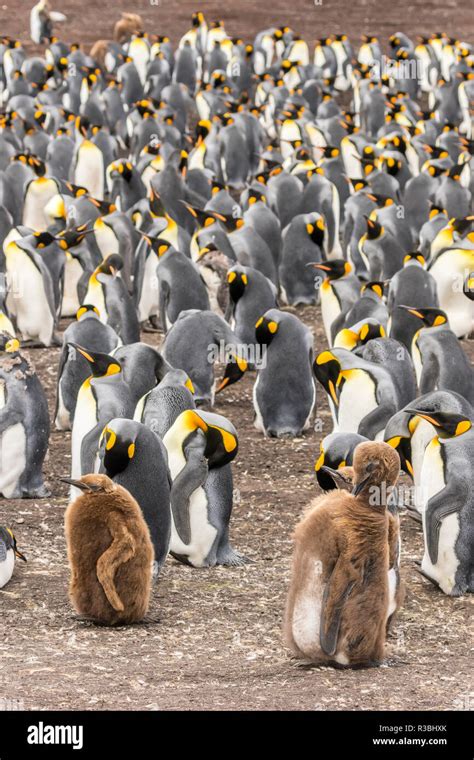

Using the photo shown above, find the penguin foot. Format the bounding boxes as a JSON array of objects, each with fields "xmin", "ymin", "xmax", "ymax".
[
  {"xmin": 216, "ymin": 547, "xmax": 249, "ymax": 566},
  {"xmin": 23, "ymin": 484, "xmax": 51, "ymax": 499}
]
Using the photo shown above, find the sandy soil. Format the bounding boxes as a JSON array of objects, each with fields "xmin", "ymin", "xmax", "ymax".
[{"xmin": 0, "ymin": 0, "xmax": 472, "ymax": 712}]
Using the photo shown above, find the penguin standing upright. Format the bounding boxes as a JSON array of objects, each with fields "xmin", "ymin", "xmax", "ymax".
[
  {"xmin": 250, "ymin": 310, "xmax": 315, "ymax": 438},
  {"xmin": 225, "ymin": 264, "xmax": 278, "ymax": 349},
  {"xmin": 72, "ymin": 139, "xmax": 105, "ymax": 200},
  {"xmin": 5, "ymin": 238, "xmax": 57, "ymax": 347},
  {"xmin": 310, "ymin": 260, "xmax": 360, "ymax": 345},
  {"xmin": 69, "ymin": 345, "xmax": 134, "ymax": 486},
  {"xmin": 279, "ymin": 213, "xmax": 326, "ymax": 305},
  {"xmin": 0, "ymin": 334, "xmax": 50, "ymax": 498},
  {"xmin": 55, "ymin": 305, "xmax": 122, "ymax": 431},
  {"xmin": 163, "ymin": 409, "xmax": 246, "ymax": 567},
  {"xmin": 98, "ymin": 418, "xmax": 172, "ymax": 576},
  {"xmin": 63, "ymin": 473, "xmax": 154, "ymax": 625},
  {"xmin": 402, "ymin": 307, "xmax": 474, "ymax": 404},
  {"xmin": 387, "ymin": 253, "xmax": 439, "ymax": 349},
  {"xmin": 83, "ymin": 254, "xmax": 140, "ymax": 344},
  {"xmin": 405, "ymin": 409, "xmax": 474, "ymax": 596},
  {"xmin": 284, "ymin": 441, "xmax": 401, "ymax": 667}
]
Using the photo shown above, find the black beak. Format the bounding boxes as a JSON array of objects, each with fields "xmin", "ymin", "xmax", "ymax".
[
  {"xmin": 15, "ymin": 548, "xmax": 27, "ymax": 562},
  {"xmin": 352, "ymin": 475, "xmax": 371, "ymax": 497},
  {"xmin": 60, "ymin": 476, "xmax": 88, "ymax": 491}
]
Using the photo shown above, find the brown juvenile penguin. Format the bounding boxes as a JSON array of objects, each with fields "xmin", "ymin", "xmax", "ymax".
[
  {"xmin": 113, "ymin": 13, "xmax": 144, "ymax": 43},
  {"xmin": 317, "ymin": 462, "xmax": 405, "ymax": 631},
  {"xmin": 63, "ymin": 474, "xmax": 154, "ymax": 626},
  {"xmin": 284, "ymin": 442, "xmax": 401, "ymax": 667}
]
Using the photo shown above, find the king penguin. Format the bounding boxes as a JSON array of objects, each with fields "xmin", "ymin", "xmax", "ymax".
[
  {"xmin": 404, "ymin": 409, "xmax": 474, "ymax": 596},
  {"xmin": 163, "ymin": 409, "xmax": 246, "ymax": 567},
  {"xmin": 98, "ymin": 418, "xmax": 171, "ymax": 576},
  {"xmin": 55, "ymin": 305, "xmax": 122, "ymax": 431},
  {"xmin": 0, "ymin": 334, "xmax": 50, "ymax": 498}
]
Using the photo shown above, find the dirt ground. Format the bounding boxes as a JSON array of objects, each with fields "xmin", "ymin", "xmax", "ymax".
[
  {"xmin": 0, "ymin": 305, "xmax": 472, "ymax": 711},
  {"xmin": 0, "ymin": 0, "xmax": 473, "ymax": 712}
]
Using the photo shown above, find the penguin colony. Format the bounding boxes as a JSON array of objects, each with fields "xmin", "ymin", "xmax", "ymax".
[{"xmin": 0, "ymin": 9, "xmax": 472, "ymax": 665}]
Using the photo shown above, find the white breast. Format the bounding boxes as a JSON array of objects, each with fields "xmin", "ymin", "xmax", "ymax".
[
  {"xmin": 0, "ymin": 549, "xmax": 15, "ymax": 588},
  {"xmin": 338, "ymin": 371, "xmax": 378, "ymax": 434}
]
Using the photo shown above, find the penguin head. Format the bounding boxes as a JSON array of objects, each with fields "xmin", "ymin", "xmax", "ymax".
[
  {"xmin": 315, "ymin": 440, "xmax": 353, "ymax": 492},
  {"xmin": 68, "ymin": 343, "xmax": 122, "ymax": 379},
  {"xmin": 55, "ymin": 223, "xmax": 92, "ymax": 250},
  {"xmin": 141, "ymin": 234, "xmax": 172, "ymax": 257},
  {"xmin": 402, "ymin": 251, "xmax": 426, "ymax": 267},
  {"xmin": 366, "ymin": 193, "xmax": 394, "ymax": 208},
  {"xmin": 175, "ymin": 409, "xmax": 238, "ymax": 469},
  {"xmin": 109, "ymin": 160, "xmax": 134, "ymax": 182},
  {"xmin": 313, "ymin": 351, "xmax": 342, "ymax": 406},
  {"xmin": 351, "ymin": 441, "xmax": 401, "ymax": 500},
  {"xmin": 334, "ymin": 319, "xmax": 385, "ymax": 351},
  {"xmin": 59, "ymin": 473, "xmax": 115, "ymax": 494},
  {"xmin": 247, "ymin": 189, "xmax": 266, "ymax": 205},
  {"xmin": 31, "ymin": 231, "xmax": 56, "ymax": 249},
  {"xmin": 403, "ymin": 410, "xmax": 472, "ymax": 439},
  {"xmin": 428, "ymin": 205, "xmax": 445, "ymax": 220},
  {"xmin": 99, "ymin": 421, "xmax": 138, "ymax": 476},
  {"xmin": 385, "ymin": 430, "xmax": 413, "ymax": 478},
  {"xmin": 196, "ymin": 119, "xmax": 212, "ymax": 143},
  {"xmin": 361, "ymin": 281, "xmax": 385, "ymax": 299},
  {"xmin": 0, "ymin": 527, "xmax": 26, "ymax": 562},
  {"xmin": 364, "ymin": 215, "xmax": 383, "ymax": 239},
  {"xmin": 255, "ymin": 314, "xmax": 279, "ymax": 346},
  {"xmin": 76, "ymin": 304, "xmax": 100, "ymax": 321},
  {"xmin": 96, "ymin": 254, "xmax": 124, "ymax": 277},
  {"xmin": 310, "ymin": 259, "xmax": 352, "ymax": 281},
  {"xmin": 216, "ymin": 353, "xmax": 248, "ymax": 393},
  {"xmin": 0, "ymin": 334, "xmax": 20, "ymax": 354},
  {"xmin": 305, "ymin": 217, "xmax": 325, "ymax": 247},
  {"xmin": 347, "ymin": 178, "xmax": 369, "ymax": 194},
  {"xmin": 227, "ymin": 267, "xmax": 248, "ymax": 303},
  {"xmin": 181, "ymin": 202, "xmax": 227, "ymax": 230},
  {"xmin": 398, "ymin": 306, "xmax": 448, "ymax": 328}
]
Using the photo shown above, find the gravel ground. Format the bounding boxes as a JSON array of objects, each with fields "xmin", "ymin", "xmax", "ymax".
[{"xmin": 0, "ymin": 0, "xmax": 472, "ymax": 712}]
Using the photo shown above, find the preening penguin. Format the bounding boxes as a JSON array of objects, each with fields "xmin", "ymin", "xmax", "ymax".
[
  {"xmin": 404, "ymin": 409, "xmax": 474, "ymax": 596},
  {"xmin": 0, "ymin": 527, "xmax": 26, "ymax": 589},
  {"xmin": 98, "ymin": 419, "xmax": 171, "ymax": 576},
  {"xmin": 63, "ymin": 474, "xmax": 154, "ymax": 625},
  {"xmin": 162, "ymin": 310, "xmax": 245, "ymax": 406},
  {"xmin": 0, "ymin": 334, "xmax": 50, "ymax": 498},
  {"xmin": 163, "ymin": 409, "xmax": 246, "ymax": 567},
  {"xmin": 314, "ymin": 431, "xmax": 369, "ymax": 491},
  {"xmin": 284, "ymin": 441, "xmax": 401, "ymax": 667},
  {"xmin": 55, "ymin": 305, "xmax": 122, "ymax": 431},
  {"xmin": 83, "ymin": 254, "xmax": 140, "ymax": 345},
  {"xmin": 310, "ymin": 260, "xmax": 360, "ymax": 345},
  {"xmin": 385, "ymin": 390, "xmax": 473, "ymax": 517},
  {"xmin": 313, "ymin": 347, "xmax": 407, "ymax": 440}
]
